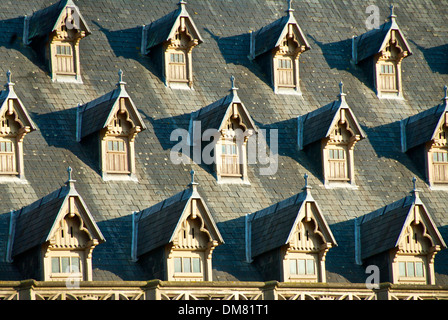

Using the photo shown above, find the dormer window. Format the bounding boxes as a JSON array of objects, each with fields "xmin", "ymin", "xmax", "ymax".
[
  {"xmin": 357, "ymin": 181, "xmax": 446, "ymax": 285},
  {"xmin": 141, "ymin": 1, "xmax": 203, "ymax": 89},
  {"xmin": 401, "ymin": 86, "xmax": 448, "ymax": 189},
  {"xmin": 247, "ymin": 176, "xmax": 337, "ymax": 283},
  {"xmin": 190, "ymin": 77, "xmax": 257, "ymax": 184},
  {"xmin": 132, "ymin": 171, "xmax": 224, "ymax": 281},
  {"xmin": 7, "ymin": 168, "xmax": 105, "ymax": 281},
  {"xmin": 24, "ymin": 0, "xmax": 91, "ymax": 83},
  {"xmin": 298, "ymin": 83, "xmax": 366, "ymax": 188},
  {"xmin": 249, "ymin": 2, "xmax": 310, "ymax": 95},
  {"xmin": 0, "ymin": 71, "xmax": 36, "ymax": 181},
  {"xmin": 77, "ymin": 70, "xmax": 146, "ymax": 181},
  {"xmin": 352, "ymin": 6, "xmax": 411, "ymax": 99}
]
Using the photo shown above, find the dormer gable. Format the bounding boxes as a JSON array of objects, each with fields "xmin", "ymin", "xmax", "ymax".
[
  {"xmin": 401, "ymin": 86, "xmax": 448, "ymax": 188},
  {"xmin": 246, "ymin": 175, "xmax": 337, "ymax": 282},
  {"xmin": 298, "ymin": 82, "xmax": 366, "ymax": 187},
  {"xmin": 0, "ymin": 71, "xmax": 36, "ymax": 180},
  {"xmin": 24, "ymin": 0, "xmax": 91, "ymax": 83},
  {"xmin": 7, "ymin": 167, "xmax": 105, "ymax": 281},
  {"xmin": 133, "ymin": 171, "xmax": 224, "ymax": 281},
  {"xmin": 353, "ymin": 5, "xmax": 412, "ymax": 99},
  {"xmin": 77, "ymin": 70, "xmax": 146, "ymax": 181},
  {"xmin": 249, "ymin": 0, "xmax": 310, "ymax": 95},
  {"xmin": 141, "ymin": 1, "xmax": 203, "ymax": 89},
  {"xmin": 190, "ymin": 76, "xmax": 257, "ymax": 184},
  {"xmin": 358, "ymin": 178, "xmax": 446, "ymax": 284}
]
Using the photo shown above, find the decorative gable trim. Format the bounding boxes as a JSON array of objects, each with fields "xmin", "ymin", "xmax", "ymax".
[
  {"xmin": 246, "ymin": 175, "xmax": 336, "ymax": 282},
  {"xmin": 23, "ymin": 0, "xmax": 91, "ymax": 83},
  {"xmin": 132, "ymin": 171, "xmax": 223, "ymax": 281},
  {"xmin": 357, "ymin": 179, "xmax": 446, "ymax": 284},
  {"xmin": 0, "ymin": 71, "xmax": 36, "ymax": 181},
  {"xmin": 353, "ymin": 6, "xmax": 411, "ymax": 99},
  {"xmin": 141, "ymin": 1, "xmax": 202, "ymax": 89},
  {"xmin": 249, "ymin": 1, "xmax": 310, "ymax": 95},
  {"xmin": 298, "ymin": 83, "xmax": 366, "ymax": 187},
  {"xmin": 77, "ymin": 70, "xmax": 146, "ymax": 181},
  {"xmin": 190, "ymin": 77, "xmax": 257, "ymax": 184}
]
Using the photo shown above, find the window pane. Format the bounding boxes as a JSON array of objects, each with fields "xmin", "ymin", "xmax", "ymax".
[
  {"xmin": 52, "ymin": 257, "xmax": 60, "ymax": 273},
  {"xmin": 415, "ymin": 262, "xmax": 424, "ymax": 277},
  {"xmin": 399, "ymin": 262, "xmax": 406, "ymax": 277},
  {"xmin": 71, "ymin": 257, "xmax": 80, "ymax": 273},
  {"xmin": 183, "ymin": 257, "xmax": 191, "ymax": 273},
  {"xmin": 297, "ymin": 259, "xmax": 306, "ymax": 275},
  {"xmin": 174, "ymin": 257, "xmax": 182, "ymax": 273},
  {"xmin": 306, "ymin": 259, "xmax": 315, "ymax": 275},
  {"xmin": 290, "ymin": 259, "xmax": 297, "ymax": 275},
  {"xmin": 61, "ymin": 257, "xmax": 70, "ymax": 273},
  {"xmin": 407, "ymin": 262, "xmax": 415, "ymax": 277},
  {"xmin": 192, "ymin": 258, "xmax": 201, "ymax": 273},
  {"xmin": 108, "ymin": 141, "xmax": 113, "ymax": 151}
]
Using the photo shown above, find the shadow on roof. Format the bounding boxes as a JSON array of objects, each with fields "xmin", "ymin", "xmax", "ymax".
[
  {"xmin": 203, "ymin": 28, "xmax": 273, "ymax": 90},
  {"xmin": 0, "ymin": 16, "xmax": 49, "ymax": 77},
  {"xmin": 31, "ymin": 108, "xmax": 100, "ymax": 175},
  {"xmin": 307, "ymin": 34, "xmax": 374, "ymax": 93},
  {"xmin": 91, "ymin": 21, "xmax": 165, "ymax": 86},
  {"xmin": 409, "ymin": 39, "xmax": 448, "ymax": 75},
  {"xmin": 361, "ymin": 122, "xmax": 426, "ymax": 181}
]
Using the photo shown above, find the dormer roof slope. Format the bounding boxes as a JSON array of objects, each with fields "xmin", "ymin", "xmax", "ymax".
[
  {"xmin": 26, "ymin": 0, "xmax": 91, "ymax": 44},
  {"xmin": 354, "ymin": 6, "xmax": 412, "ymax": 64},
  {"xmin": 142, "ymin": 0, "xmax": 203, "ymax": 54}
]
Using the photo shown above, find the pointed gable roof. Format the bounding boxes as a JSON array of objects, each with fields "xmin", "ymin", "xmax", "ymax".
[
  {"xmin": 76, "ymin": 70, "xmax": 146, "ymax": 141},
  {"xmin": 359, "ymin": 180, "xmax": 446, "ymax": 260},
  {"xmin": 0, "ymin": 71, "xmax": 36, "ymax": 131},
  {"xmin": 134, "ymin": 171, "xmax": 224, "ymax": 258},
  {"xmin": 26, "ymin": 0, "xmax": 91, "ymax": 44},
  {"xmin": 251, "ymin": 1, "xmax": 310, "ymax": 58},
  {"xmin": 353, "ymin": 5, "xmax": 412, "ymax": 64},
  {"xmin": 8, "ymin": 167, "xmax": 105, "ymax": 259},
  {"xmin": 298, "ymin": 82, "xmax": 366, "ymax": 149},
  {"xmin": 248, "ymin": 176, "xmax": 337, "ymax": 260},
  {"xmin": 401, "ymin": 86, "xmax": 448, "ymax": 152},
  {"xmin": 142, "ymin": 0, "xmax": 203, "ymax": 54},
  {"xmin": 190, "ymin": 76, "xmax": 257, "ymax": 139}
]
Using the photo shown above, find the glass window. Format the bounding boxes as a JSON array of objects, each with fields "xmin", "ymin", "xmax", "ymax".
[
  {"xmin": 406, "ymin": 262, "xmax": 415, "ymax": 277},
  {"xmin": 306, "ymin": 259, "xmax": 315, "ymax": 275},
  {"xmin": 192, "ymin": 258, "xmax": 201, "ymax": 273},
  {"xmin": 399, "ymin": 262, "xmax": 406, "ymax": 277},
  {"xmin": 290, "ymin": 259, "xmax": 297, "ymax": 275},
  {"xmin": 52, "ymin": 257, "xmax": 60, "ymax": 273},
  {"xmin": 174, "ymin": 257, "xmax": 182, "ymax": 273},
  {"xmin": 415, "ymin": 262, "xmax": 424, "ymax": 277}
]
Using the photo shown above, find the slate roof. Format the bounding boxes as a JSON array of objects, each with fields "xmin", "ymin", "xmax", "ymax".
[
  {"xmin": 359, "ymin": 191, "xmax": 446, "ymax": 260},
  {"xmin": 402, "ymin": 98, "xmax": 448, "ymax": 151},
  {"xmin": 299, "ymin": 88, "xmax": 366, "ymax": 148},
  {"xmin": 0, "ymin": 0, "xmax": 447, "ymax": 285},
  {"xmin": 142, "ymin": 1, "xmax": 203, "ymax": 54},
  {"xmin": 135, "ymin": 182, "xmax": 224, "ymax": 257},
  {"xmin": 252, "ymin": 7, "xmax": 310, "ymax": 58},
  {"xmin": 26, "ymin": 0, "xmax": 91, "ymax": 44},
  {"xmin": 353, "ymin": 8, "xmax": 412, "ymax": 64},
  {"xmin": 9, "ymin": 177, "xmax": 105, "ymax": 258},
  {"xmin": 77, "ymin": 75, "xmax": 146, "ymax": 140},
  {"xmin": 249, "ymin": 186, "xmax": 336, "ymax": 259}
]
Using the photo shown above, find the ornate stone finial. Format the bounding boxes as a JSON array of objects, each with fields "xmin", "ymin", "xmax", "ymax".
[
  {"xmin": 287, "ymin": 0, "xmax": 294, "ymax": 14},
  {"xmin": 443, "ymin": 85, "xmax": 448, "ymax": 103},
  {"xmin": 6, "ymin": 70, "xmax": 11, "ymax": 84},
  {"xmin": 412, "ymin": 176, "xmax": 417, "ymax": 191},
  {"xmin": 302, "ymin": 173, "xmax": 312, "ymax": 192},
  {"xmin": 67, "ymin": 166, "xmax": 73, "ymax": 181},
  {"xmin": 389, "ymin": 4, "xmax": 396, "ymax": 20},
  {"xmin": 189, "ymin": 169, "xmax": 198, "ymax": 188},
  {"xmin": 230, "ymin": 75, "xmax": 238, "ymax": 94},
  {"xmin": 66, "ymin": 166, "xmax": 76, "ymax": 187},
  {"xmin": 338, "ymin": 81, "xmax": 346, "ymax": 100},
  {"xmin": 118, "ymin": 69, "xmax": 123, "ymax": 83},
  {"xmin": 410, "ymin": 176, "xmax": 421, "ymax": 199}
]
